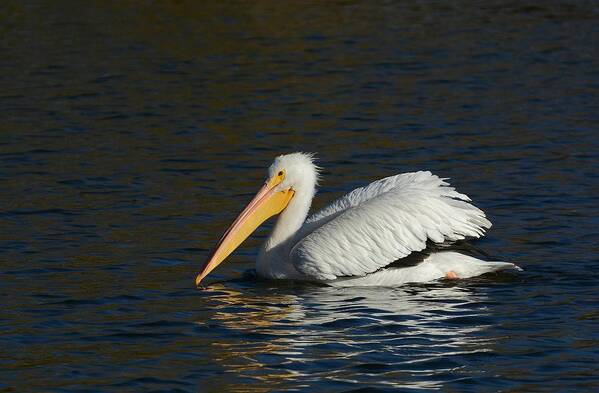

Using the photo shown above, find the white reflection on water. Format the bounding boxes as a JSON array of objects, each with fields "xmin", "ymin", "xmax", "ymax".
[{"xmin": 197, "ymin": 282, "xmax": 494, "ymax": 390}]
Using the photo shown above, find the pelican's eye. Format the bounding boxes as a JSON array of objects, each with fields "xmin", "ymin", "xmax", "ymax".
[{"xmin": 277, "ymin": 170, "xmax": 285, "ymax": 179}]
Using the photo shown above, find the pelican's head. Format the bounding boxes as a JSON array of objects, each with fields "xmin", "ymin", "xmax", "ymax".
[
  {"xmin": 195, "ymin": 152, "xmax": 318, "ymax": 286},
  {"xmin": 267, "ymin": 152, "xmax": 319, "ymax": 195}
]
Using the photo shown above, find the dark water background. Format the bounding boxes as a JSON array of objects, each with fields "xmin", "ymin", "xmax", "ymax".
[{"xmin": 2, "ymin": 1, "xmax": 598, "ymax": 392}]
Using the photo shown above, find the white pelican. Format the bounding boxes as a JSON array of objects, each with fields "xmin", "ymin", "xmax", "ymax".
[{"xmin": 196, "ymin": 152, "xmax": 520, "ymax": 287}]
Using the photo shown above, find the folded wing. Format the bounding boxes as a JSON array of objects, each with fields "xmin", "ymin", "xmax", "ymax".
[{"xmin": 290, "ymin": 171, "xmax": 492, "ymax": 280}]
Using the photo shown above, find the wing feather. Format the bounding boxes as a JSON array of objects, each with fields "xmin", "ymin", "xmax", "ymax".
[{"xmin": 290, "ymin": 171, "xmax": 492, "ymax": 280}]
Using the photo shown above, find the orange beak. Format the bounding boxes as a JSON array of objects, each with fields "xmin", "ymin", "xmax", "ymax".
[{"xmin": 195, "ymin": 173, "xmax": 294, "ymax": 286}]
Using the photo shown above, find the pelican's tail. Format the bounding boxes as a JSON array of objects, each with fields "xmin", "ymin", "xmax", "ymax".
[
  {"xmin": 419, "ymin": 251, "xmax": 522, "ymax": 279},
  {"xmin": 329, "ymin": 251, "xmax": 522, "ymax": 287}
]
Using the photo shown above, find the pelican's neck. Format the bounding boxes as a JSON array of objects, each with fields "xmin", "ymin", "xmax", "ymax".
[
  {"xmin": 257, "ymin": 184, "xmax": 315, "ymax": 277},
  {"xmin": 267, "ymin": 186, "xmax": 314, "ymax": 250}
]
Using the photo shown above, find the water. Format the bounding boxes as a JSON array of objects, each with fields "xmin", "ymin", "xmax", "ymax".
[{"xmin": 2, "ymin": 1, "xmax": 598, "ymax": 391}]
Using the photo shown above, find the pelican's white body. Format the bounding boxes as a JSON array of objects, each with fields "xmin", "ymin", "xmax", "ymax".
[{"xmin": 251, "ymin": 153, "xmax": 519, "ymax": 286}]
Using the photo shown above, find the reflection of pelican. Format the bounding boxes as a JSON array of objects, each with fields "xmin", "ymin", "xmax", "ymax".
[
  {"xmin": 196, "ymin": 153, "xmax": 519, "ymax": 286},
  {"xmin": 199, "ymin": 283, "xmax": 494, "ymax": 391}
]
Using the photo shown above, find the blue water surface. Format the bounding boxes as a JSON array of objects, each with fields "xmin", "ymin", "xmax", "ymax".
[{"xmin": 1, "ymin": 1, "xmax": 598, "ymax": 392}]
